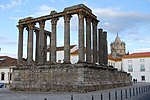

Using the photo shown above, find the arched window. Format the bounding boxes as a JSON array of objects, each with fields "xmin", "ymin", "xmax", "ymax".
[{"xmin": 1, "ymin": 72, "xmax": 5, "ymax": 81}]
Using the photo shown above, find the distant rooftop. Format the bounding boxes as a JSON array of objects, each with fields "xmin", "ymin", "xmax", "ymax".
[
  {"xmin": 0, "ymin": 56, "xmax": 17, "ymax": 68},
  {"xmin": 123, "ymin": 52, "xmax": 150, "ymax": 59}
]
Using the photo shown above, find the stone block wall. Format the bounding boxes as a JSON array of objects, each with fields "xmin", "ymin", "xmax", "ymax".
[{"xmin": 10, "ymin": 64, "xmax": 132, "ymax": 92}]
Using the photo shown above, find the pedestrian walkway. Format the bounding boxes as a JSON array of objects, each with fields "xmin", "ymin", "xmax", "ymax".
[{"xmin": 0, "ymin": 83, "xmax": 150, "ymax": 100}]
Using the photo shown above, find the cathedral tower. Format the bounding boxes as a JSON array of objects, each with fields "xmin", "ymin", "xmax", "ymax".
[{"xmin": 110, "ymin": 34, "xmax": 126, "ymax": 57}]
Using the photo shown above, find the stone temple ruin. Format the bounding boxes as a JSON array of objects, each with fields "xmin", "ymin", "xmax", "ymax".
[{"xmin": 11, "ymin": 4, "xmax": 132, "ymax": 92}]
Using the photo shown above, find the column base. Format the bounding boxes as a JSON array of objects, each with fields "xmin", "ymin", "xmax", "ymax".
[
  {"xmin": 86, "ymin": 61, "xmax": 92, "ymax": 64},
  {"xmin": 77, "ymin": 60, "xmax": 85, "ymax": 64},
  {"xmin": 63, "ymin": 61, "xmax": 71, "ymax": 64}
]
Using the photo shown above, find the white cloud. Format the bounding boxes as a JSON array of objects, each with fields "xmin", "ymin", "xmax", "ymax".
[
  {"xmin": 32, "ymin": 5, "xmax": 55, "ymax": 17},
  {"xmin": 0, "ymin": 0, "xmax": 28, "ymax": 9},
  {"xmin": 93, "ymin": 7, "xmax": 150, "ymax": 33}
]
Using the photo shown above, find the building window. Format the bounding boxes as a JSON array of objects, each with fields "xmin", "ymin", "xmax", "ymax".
[
  {"xmin": 111, "ymin": 62, "xmax": 113, "ymax": 65},
  {"xmin": 113, "ymin": 63, "xmax": 115, "ymax": 67},
  {"xmin": 128, "ymin": 60, "xmax": 132, "ymax": 63},
  {"xmin": 1, "ymin": 72, "xmax": 5, "ymax": 81},
  {"xmin": 108, "ymin": 62, "xmax": 110, "ymax": 65},
  {"xmin": 141, "ymin": 76, "xmax": 145, "ymax": 81},
  {"xmin": 140, "ymin": 65, "xmax": 145, "ymax": 72},
  {"xmin": 140, "ymin": 59, "xmax": 144, "ymax": 62},
  {"xmin": 128, "ymin": 65, "xmax": 133, "ymax": 72},
  {"xmin": 10, "ymin": 73, "xmax": 12, "ymax": 81}
]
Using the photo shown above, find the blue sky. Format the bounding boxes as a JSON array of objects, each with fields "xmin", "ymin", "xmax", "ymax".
[{"xmin": 0, "ymin": 0, "xmax": 150, "ymax": 58}]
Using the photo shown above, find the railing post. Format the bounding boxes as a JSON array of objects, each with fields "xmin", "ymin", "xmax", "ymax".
[
  {"xmin": 139, "ymin": 87, "xmax": 140, "ymax": 94},
  {"xmin": 101, "ymin": 93, "xmax": 103, "ymax": 100},
  {"xmin": 125, "ymin": 89, "xmax": 127, "ymax": 98},
  {"xmin": 136, "ymin": 87, "xmax": 138, "ymax": 95},
  {"xmin": 133, "ymin": 88, "xmax": 135, "ymax": 96},
  {"xmin": 92, "ymin": 95, "xmax": 94, "ymax": 100},
  {"xmin": 71, "ymin": 95, "xmax": 73, "ymax": 100},
  {"xmin": 115, "ymin": 91, "xmax": 117, "ymax": 100},
  {"xmin": 129, "ymin": 88, "xmax": 131, "ymax": 97},
  {"xmin": 121, "ymin": 90, "xmax": 122, "ymax": 100},
  {"xmin": 109, "ymin": 92, "xmax": 111, "ymax": 100}
]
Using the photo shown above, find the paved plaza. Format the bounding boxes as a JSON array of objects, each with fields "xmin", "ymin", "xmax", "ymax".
[{"xmin": 0, "ymin": 83, "xmax": 150, "ymax": 100}]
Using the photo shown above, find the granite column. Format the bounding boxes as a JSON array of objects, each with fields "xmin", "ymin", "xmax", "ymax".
[
  {"xmin": 86, "ymin": 15, "xmax": 91, "ymax": 64},
  {"xmin": 98, "ymin": 28, "xmax": 103, "ymax": 64},
  {"xmin": 92, "ymin": 19, "xmax": 98, "ymax": 64},
  {"xmin": 78, "ymin": 12, "xmax": 85, "ymax": 63},
  {"xmin": 51, "ymin": 18, "xmax": 58, "ymax": 63},
  {"xmin": 17, "ymin": 24, "xmax": 24, "ymax": 65},
  {"xmin": 35, "ymin": 30, "xmax": 39, "ymax": 63},
  {"xmin": 38, "ymin": 20, "xmax": 45, "ymax": 64},
  {"xmin": 64, "ymin": 15, "xmax": 71, "ymax": 64},
  {"xmin": 103, "ymin": 31, "xmax": 108, "ymax": 65},
  {"xmin": 49, "ymin": 35, "xmax": 51, "ymax": 62},
  {"xmin": 44, "ymin": 33, "xmax": 47, "ymax": 63},
  {"xmin": 27, "ymin": 23, "xmax": 34, "ymax": 65}
]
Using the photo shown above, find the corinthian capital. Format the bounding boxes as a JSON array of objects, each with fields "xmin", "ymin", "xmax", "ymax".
[
  {"xmin": 78, "ymin": 12, "xmax": 84, "ymax": 19},
  {"xmin": 64, "ymin": 14, "xmax": 72, "ymax": 22},
  {"xmin": 27, "ymin": 23, "xmax": 35, "ymax": 30},
  {"xmin": 39, "ymin": 20, "xmax": 45, "ymax": 29},
  {"xmin": 51, "ymin": 17, "xmax": 59, "ymax": 25},
  {"xmin": 17, "ymin": 24, "xmax": 24, "ymax": 31},
  {"xmin": 92, "ymin": 19, "xmax": 99, "ymax": 26},
  {"xmin": 86, "ymin": 15, "xmax": 91, "ymax": 22}
]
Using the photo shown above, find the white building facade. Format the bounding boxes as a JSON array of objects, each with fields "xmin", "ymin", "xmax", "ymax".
[
  {"xmin": 0, "ymin": 56, "xmax": 16, "ymax": 87},
  {"xmin": 108, "ymin": 55, "xmax": 122, "ymax": 71},
  {"xmin": 0, "ymin": 67, "xmax": 13, "ymax": 85},
  {"xmin": 122, "ymin": 52, "xmax": 150, "ymax": 82}
]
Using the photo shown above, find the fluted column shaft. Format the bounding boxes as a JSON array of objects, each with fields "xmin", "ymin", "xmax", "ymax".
[
  {"xmin": 35, "ymin": 30, "xmax": 39, "ymax": 63},
  {"xmin": 44, "ymin": 33, "xmax": 47, "ymax": 63},
  {"xmin": 38, "ymin": 20, "xmax": 45, "ymax": 64},
  {"xmin": 86, "ymin": 16, "xmax": 91, "ymax": 64},
  {"xmin": 64, "ymin": 15, "xmax": 71, "ymax": 64},
  {"xmin": 92, "ymin": 20, "xmax": 98, "ymax": 64},
  {"xmin": 103, "ymin": 31, "xmax": 108, "ymax": 65},
  {"xmin": 49, "ymin": 35, "xmax": 51, "ymax": 62},
  {"xmin": 78, "ymin": 12, "xmax": 85, "ymax": 63},
  {"xmin": 27, "ymin": 23, "xmax": 34, "ymax": 65},
  {"xmin": 51, "ymin": 18, "xmax": 58, "ymax": 63},
  {"xmin": 98, "ymin": 28, "xmax": 103, "ymax": 64},
  {"xmin": 17, "ymin": 24, "xmax": 24, "ymax": 64}
]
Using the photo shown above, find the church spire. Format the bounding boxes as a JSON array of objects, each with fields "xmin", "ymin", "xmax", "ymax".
[{"xmin": 115, "ymin": 33, "xmax": 121, "ymax": 43}]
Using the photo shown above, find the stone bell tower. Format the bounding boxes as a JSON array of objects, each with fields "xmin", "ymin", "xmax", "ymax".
[{"xmin": 110, "ymin": 33, "xmax": 126, "ymax": 57}]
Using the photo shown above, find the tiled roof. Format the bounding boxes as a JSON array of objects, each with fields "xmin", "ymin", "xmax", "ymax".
[
  {"xmin": 70, "ymin": 48, "xmax": 90, "ymax": 55},
  {"xmin": 57, "ymin": 45, "xmax": 76, "ymax": 51},
  {"xmin": 123, "ymin": 52, "xmax": 150, "ymax": 59},
  {"xmin": 0, "ymin": 56, "xmax": 17, "ymax": 68},
  {"xmin": 71, "ymin": 49, "xmax": 78, "ymax": 55},
  {"xmin": 47, "ymin": 45, "xmax": 76, "ymax": 51},
  {"xmin": 108, "ymin": 54, "xmax": 122, "ymax": 62}
]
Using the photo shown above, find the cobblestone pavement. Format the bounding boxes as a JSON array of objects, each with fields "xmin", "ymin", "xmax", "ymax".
[{"xmin": 0, "ymin": 83, "xmax": 150, "ymax": 100}]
